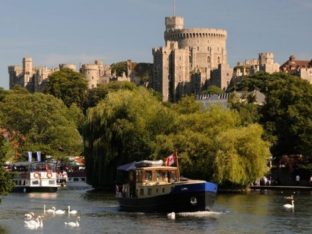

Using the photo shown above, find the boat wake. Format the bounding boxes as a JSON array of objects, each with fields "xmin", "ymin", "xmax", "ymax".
[{"xmin": 176, "ymin": 211, "xmax": 225, "ymax": 219}]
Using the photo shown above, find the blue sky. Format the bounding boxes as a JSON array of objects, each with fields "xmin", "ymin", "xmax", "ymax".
[{"xmin": 0, "ymin": 0, "xmax": 311, "ymax": 89}]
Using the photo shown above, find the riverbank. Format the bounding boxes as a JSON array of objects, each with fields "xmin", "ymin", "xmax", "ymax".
[{"xmin": 250, "ymin": 185, "xmax": 312, "ymax": 191}]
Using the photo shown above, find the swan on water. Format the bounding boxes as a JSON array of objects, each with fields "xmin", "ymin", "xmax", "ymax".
[
  {"xmin": 65, "ymin": 216, "xmax": 80, "ymax": 227},
  {"xmin": 24, "ymin": 216, "xmax": 43, "ymax": 230},
  {"xmin": 167, "ymin": 212, "xmax": 176, "ymax": 220},
  {"xmin": 67, "ymin": 206, "xmax": 78, "ymax": 215},
  {"xmin": 283, "ymin": 199, "xmax": 294, "ymax": 209},
  {"xmin": 46, "ymin": 206, "xmax": 56, "ymax": 214},
  {"xmin": 24, "ymin": 212, "xmax": 35, "ymax": 220},
  {"xmin": 55, "ymin": 208, "xmax": 66, "ymax": 215}
]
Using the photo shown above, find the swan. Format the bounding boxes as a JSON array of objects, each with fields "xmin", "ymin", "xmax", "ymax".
[
  {"xmin": 55, "ymin": 208, "xmax": 66, "ymax": 215},
  {"xmin": 25, "ymin": 216, "xmax": 42, "ymax": 230},
  {"xmin": 283, "ymin": 199, "xmax": 294, "ymax": 209},
  {"xmin": 65, "ymin": 216, "xmax": 80, "ymax": 227},
  {"xmin": 67, "ymin": 206, "xmax": 78, "ymax": 215},
  {"xmin": 24, "ymin": 212, "xmax": 35, "ymax": 220},
  {"xmin": 167, "ymin": 212, "xmax": 176, "ymax": 220},
  {"xmin": 46, "ymin": 206, "xmax": 56, "ymax": 214}
]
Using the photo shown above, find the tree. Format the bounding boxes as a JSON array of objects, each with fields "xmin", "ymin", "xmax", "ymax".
[
  {"xmin": 261, "ymin": 75, "xmax": 312, "ymax": 158},
  {"xmin": 233, "ymin": 72, "xmax": 312, "ymax": 160},
  {"xmin": 0, "ymin": 91, "xmax": 82, "ymax": 159},
  {"xmin": 83, "ymin": 87, "xmax": 176, "ymax": 188},
  {"xmin": 44, "ymin": 68, "xmax": 88, "ymax": 109},
  {"xmin": 0, "ymin": 129, "xmax": 15, "ymax": 198},
  {"xmin": 152, "ymin": 105, "xmax": 269, "ymax": 187},
  {"xmin": 202, "ymin": 85, "xmax": 223, "ymax": 95},
  {"xmin": 84, "ymin": 87, "xmax": 270, "ymax": 189}
]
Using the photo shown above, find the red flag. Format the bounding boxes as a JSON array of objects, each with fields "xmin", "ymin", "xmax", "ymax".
[{"xmin": 165, "ymin": 153, "xmax": 177, "ymax": 166}]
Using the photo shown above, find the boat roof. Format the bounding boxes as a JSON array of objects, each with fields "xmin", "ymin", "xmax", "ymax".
[{"xmin": 117, "ymin": 161, "xmax": 177, "ymax": 172}]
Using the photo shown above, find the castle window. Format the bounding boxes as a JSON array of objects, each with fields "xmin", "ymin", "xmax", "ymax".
[{"xmin": 207, "ymin": 56, "xmax": 211, "ymax": 63}]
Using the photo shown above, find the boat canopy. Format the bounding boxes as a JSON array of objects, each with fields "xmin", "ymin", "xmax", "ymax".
[
  {"xmin": 117, "ymin": 160, "xmax": 164, "ymax": 172},
  {"xmin": 117, "ymin": 162, "xmax": 137, "ymax": 172}
]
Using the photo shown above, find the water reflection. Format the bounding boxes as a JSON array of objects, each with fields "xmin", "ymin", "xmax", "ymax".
[
  {"xmin": 0, "ymin": 189, "xmax": 311, "ymax": 233},
  {"xmin": 28, "ymin": 192, "xmax": 58, "ymax": 199}
]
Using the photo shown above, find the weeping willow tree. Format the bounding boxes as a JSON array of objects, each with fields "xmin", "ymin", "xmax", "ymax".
[
  {"xmin": 214, "ymin": 124, "xmax": 270, "ymax": 187},
  {"xmin": 152, "ymin": 102, "xmax": 271, "ymax": 188},
  {"xmin": 83, "ymin": 91, "xmax": 270, "ymax": 189},
  {"xmin": 83, "ymin": 87, "xmax": 176, "ymax": 188}
]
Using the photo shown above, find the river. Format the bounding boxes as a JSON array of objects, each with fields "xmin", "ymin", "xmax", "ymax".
[{"xmin": 0, "ymin": 186, "xmax": 311, "ymax": 234}]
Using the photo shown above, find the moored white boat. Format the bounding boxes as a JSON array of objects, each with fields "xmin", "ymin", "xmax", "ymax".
[{"xmin": 10, "ymin": 161, "xmax": 59, "ymax": 192}]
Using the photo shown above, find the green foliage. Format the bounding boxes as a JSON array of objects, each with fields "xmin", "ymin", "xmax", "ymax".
[
  {"xmin": 83, "ymin": 87, "xmax": 175, "ymax": 188},
  {"xmin": 229, "ymin": 94, "xmax": 260, "ymax": 125},
  {"xmin": 0, "ymin": 92, "xmax": 82, "ymax": 159},
  {"xmin": 202, "ymin": 85, "xmax": 223, "ymax": 95},
  {"xmin": 0, "ymin": 163, "xmax": 14, "ymax": 197},
  {"xmin": 84, "ymin": 84, "xmax": 109, "ymax": 110},
  {"xmin": 234, "ymin": 72, "xmax": 312, "ymax": 160},
  {"xmin": 84, "ymin": 89, "xmax": 270, "ymax": 188},
  {"xmin": 172, "ymin": 96, "xmax": 202, "ymax": 114},
  {"xmin": 44, "ymin": 68, "xmax": 88, "ymax": 109},
  {"xmin": 214, "ymin": 124, "xmax": 270, "ymax": 186},
  {"xmin": 0, "ymin": 134, "xmax": 14, "ymax": 196},
  {"xmin": 261, "ymin": 75, "xmax": 312, "ymax": 158}
]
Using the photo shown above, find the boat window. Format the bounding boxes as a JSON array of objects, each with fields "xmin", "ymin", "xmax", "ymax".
[
  {"xmin": 148, "ymin": 188, "xmax": 152, "ymax": 195},
  {"xmin": 144, "ymin": 171, "xmax": 152, "ymax": 182},
  {"xmin": 140, "ymin": 188, "xmax": 144, "ymax": 196},
  {"xmin": 136, "ymin": 170, "xmax": 143, "ymax": 183},
  {"xmin": 156, "ymin": 170, "xmax": 168, "ymax": 182},
  {"xmin": 168, "ymin": 170, "xmax": 177, "ymax": 182}
]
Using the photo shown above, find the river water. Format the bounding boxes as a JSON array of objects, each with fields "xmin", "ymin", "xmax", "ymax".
[{"xmin": 0, "ymin": 186, "xmax": 311, "ymax": 234}]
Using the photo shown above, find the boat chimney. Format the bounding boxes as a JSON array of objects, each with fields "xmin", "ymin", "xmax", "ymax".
[
  {"xmin": 28, "ymin": 151, "xmax": 32, "ymax": 163},
  {"xmin": 36, "ymin": 151, "xmax": 41, "ymax": 162}
]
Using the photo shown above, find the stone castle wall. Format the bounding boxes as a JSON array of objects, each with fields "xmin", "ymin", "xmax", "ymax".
[{"xmin": 152, "ymin": 16, "xmax": 230, "ymax": 102}]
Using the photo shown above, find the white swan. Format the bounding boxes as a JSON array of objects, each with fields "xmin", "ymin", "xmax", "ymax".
[
  {"xmin": 65, "ymin": 216, "xmax": 80, "ymax": 227},
  {"xmin": 283, "ymin": 199, "xmax": 294, "ymax": 209},
  {"xmin": 67, "ymin": 206, "xmax": 78, "ymax": 215},
  {"xmin": 24, "ymin": 216, "xmax": 42, "ymax": 230},
  {"xmin": 167, "ymin": 212, "xmax": 176, "ymax": 220},
  {"xmin": 55, "ymin": 208, "xmax": 66, "ymax": 215},
  {"xmin": 46, "ymin": 206, "xmax": 56, "ymax": 214},
  {"xmin": 24, "ymin": 212, "xmax": 35, "ymax": 220}
]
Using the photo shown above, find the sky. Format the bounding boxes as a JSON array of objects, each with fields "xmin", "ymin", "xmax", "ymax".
[{"xmin": 0, "ymin": 0, "xmax": 311, "ymax": 89}]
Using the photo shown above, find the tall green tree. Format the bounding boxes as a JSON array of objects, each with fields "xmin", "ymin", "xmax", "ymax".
[
  {"xmin": 83, "ymin": 87, "xmax": 175, "ymax": 188},
  {"xmin": 84, "ymin": 88, "xmax": 270, "ymax": 189},
  {"xmin": 232, "ymin": 72, "xmax": 312, "ymax": 160},
  {"xmin": 0, "ymin": 92, "xmax": 82, "ymax": 159},
  {"xmin": 44, "ymin": 68, "xmax": 88, "ymax": 109}
]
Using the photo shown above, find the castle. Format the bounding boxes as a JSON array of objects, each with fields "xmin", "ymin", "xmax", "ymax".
[
  {"xmin": 8, "ymin": 58, "xmax": 112, "ymax": 91},
  {"xmin": 233, "ymin": 52, "xmax": 280, "ymax": 77},
  {"xmin": 152, "ymin": 16, "xmax": 233, "ymax": 102}
]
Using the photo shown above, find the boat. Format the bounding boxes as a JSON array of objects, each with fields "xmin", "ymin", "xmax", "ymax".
[
  {"xmin": 9, "ymin": 160, "xmax": 59, "ymax": 192},
  {"xmin": 116, "ymin": 160, "xmax": 218, "ymax": 212}
]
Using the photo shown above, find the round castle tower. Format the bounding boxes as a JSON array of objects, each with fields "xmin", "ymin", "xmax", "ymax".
[{"xmin": 164, "ymin": 16, "xmax": 228, "ymax": 70}]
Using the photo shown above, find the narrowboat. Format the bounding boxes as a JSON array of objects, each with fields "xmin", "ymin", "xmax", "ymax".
[{"xmin": 116, "ymin": 160, "xmax": 218, "ymax": 212}]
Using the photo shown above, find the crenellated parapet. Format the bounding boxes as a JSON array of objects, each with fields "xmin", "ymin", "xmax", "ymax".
[{"xmin": 165, "ymin": 28, "xmax": 227, "ymax": 41}]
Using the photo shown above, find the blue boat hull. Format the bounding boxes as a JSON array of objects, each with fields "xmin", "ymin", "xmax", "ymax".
[{"xmin": 118, "ymin": 181, "xmax": 217, "ymax": 212}]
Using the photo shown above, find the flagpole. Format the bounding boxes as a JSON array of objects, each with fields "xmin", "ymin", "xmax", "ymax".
[{"xmin": 175, "ymin": 151, "xmax": 180, "ymax": 180}]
